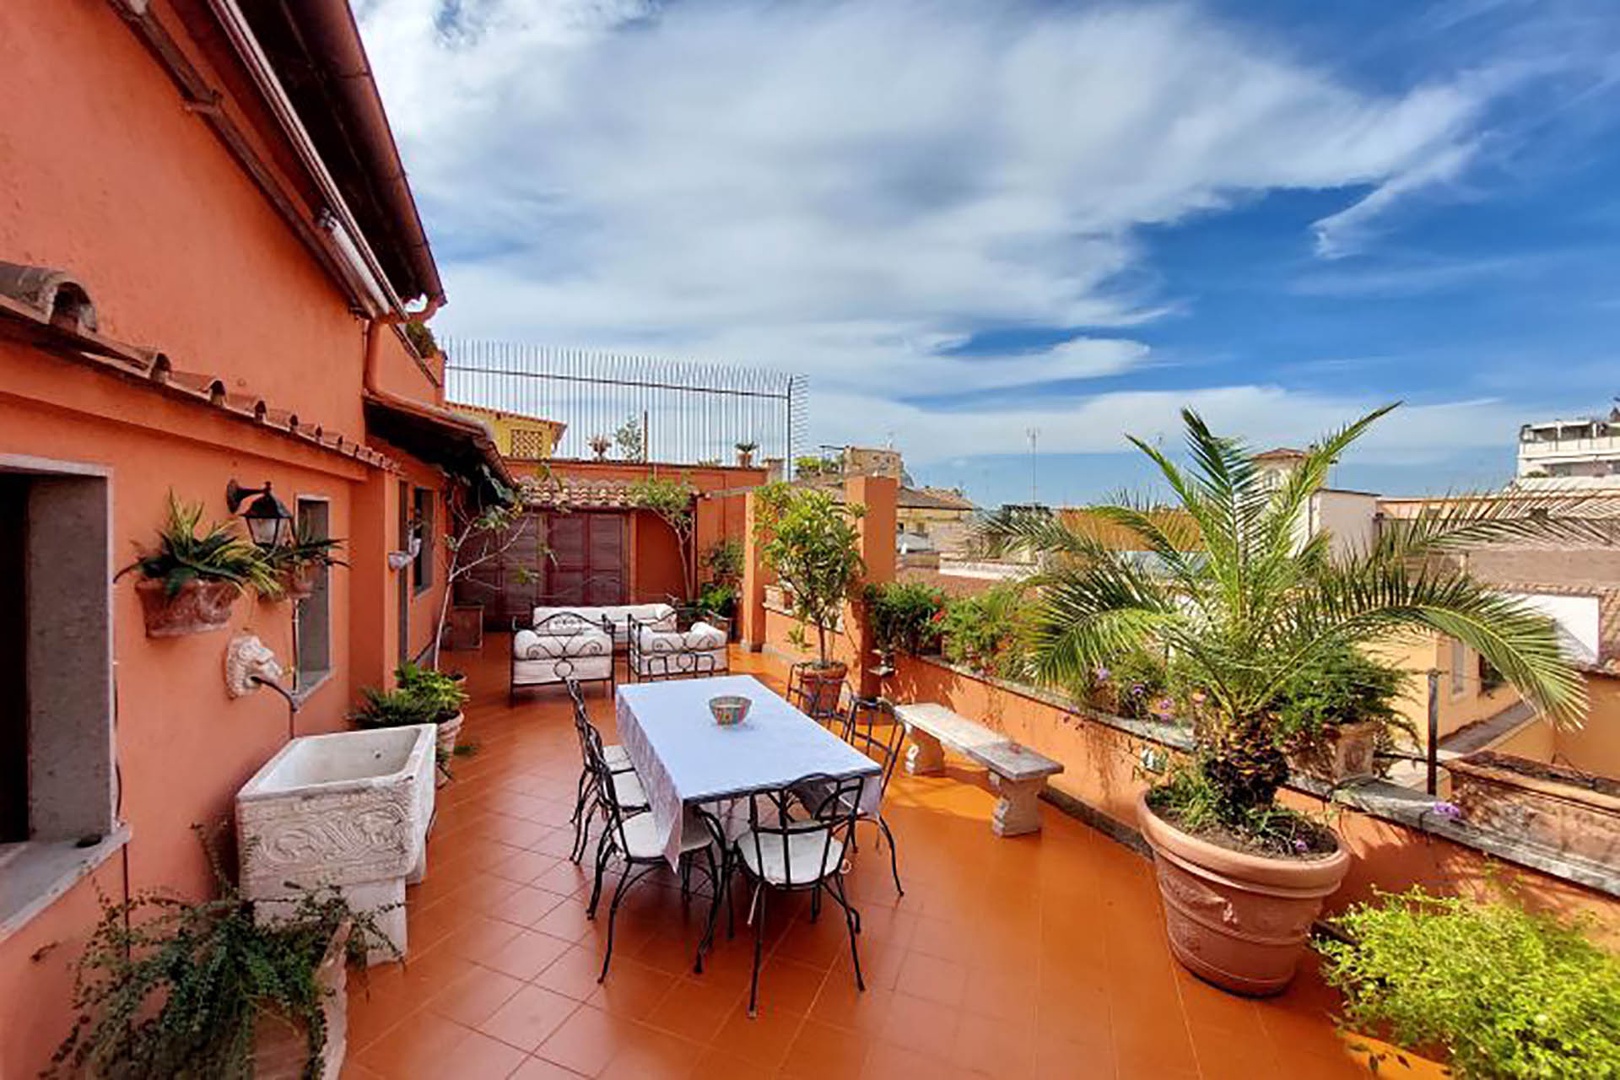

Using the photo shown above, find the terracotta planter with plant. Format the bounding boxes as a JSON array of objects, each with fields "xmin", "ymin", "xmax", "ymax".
[
  {"xmin": 359, "ymin": 663, "xmax": 471, "ymax": 786},
  {"xmin": 119, "ymin": 493, "xmax": 278, "ymax": 637},
  {"xmin": 735, "ymin": 439, "xmax": 758, "ymax": 468},
  {"xmin": 981, "ymin": 406, "xmax": 1586, "ymax": 996},
  {"xmin": 755, "ymin": 483, "xmax": 866, "ymax": 701},
  {"xmin": 1276, "ymin": 643, "xmax": 1406, "ymax": 785},
  {"xmin": 265, "ymin": 527, "xmax": 345, "ymax": 602},
  {"xmin": 1448, "ymin": 750, "xmax": 1620, "ymax": 865}
]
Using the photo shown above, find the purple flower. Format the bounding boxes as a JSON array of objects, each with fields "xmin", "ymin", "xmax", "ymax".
[
  {"xmin": 1130, "ymin": 682, "xmax": 1146, "ymax": 697},
  {"xmin": 1151, "ymin": 697, "xmax": 1176, "ymax": 718},
  {"xmin": 1431, "ymin": 801, "xmax": 1463, "ymax": 821},
  {"xmin": 1094, "ymin": 666, "xmax": 1111, "ymax": 683},
  {"xmin": 1293, "ymin": 839, "xmax": 1309, "ymax": 854}
]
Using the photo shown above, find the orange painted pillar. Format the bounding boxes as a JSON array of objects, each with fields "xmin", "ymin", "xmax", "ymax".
[
  {"xmin": 741, "ymin": 490, "xmax": 769, "ymax": 652},
  {"xmin": 844, "ymin": 475, "xmax": 897, "ymax": 696}
]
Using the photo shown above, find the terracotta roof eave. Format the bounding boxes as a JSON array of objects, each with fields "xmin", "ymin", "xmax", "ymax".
[
  {"xmin": 0, "ymin": 273, "xmax": 397, "ymax": 472},
  {"xmin": 363, "ymin": 388, "xmax": 515, "ymax": 489}
]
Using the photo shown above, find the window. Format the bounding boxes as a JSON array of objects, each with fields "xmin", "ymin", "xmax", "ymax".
[
  {"xmin": 294, "ymin": 498, "xmax": 331, "ymax": 692},
  {"xmin": 1449, "ymin": 637, "xmax": 1468, "ymax": 698},
  {"xmin": 0, "ymin": 460, "xmax": 119, "ymax": 935},
  {"xmin": 1478, "ymin": 654, "xmax": 1505, "ymax": 694},
  {"xmin": 412, "ymin": 487, "xmax": 434, "ymax": 594}
]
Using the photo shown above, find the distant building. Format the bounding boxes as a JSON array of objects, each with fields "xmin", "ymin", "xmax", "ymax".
[
  {"xmin": 840, "ymin": 444, "xmax": 905, "ymax": 481},
  {"xmin": 1517, "ymin": 407, "xmax": 1620, "ymax": 484},
  {"xmin": 450, "ymin": 402, "xmax": 567, "ymax": 460},
  {"xmin": 799, "ymin": 445, "xmax": 978, "ymax": 554}
]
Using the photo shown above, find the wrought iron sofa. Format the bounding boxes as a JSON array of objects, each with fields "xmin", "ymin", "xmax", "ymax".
[
  {"xmin": 626, "ymin": 612, "xmax": 732, "ymax": 682},
  {"xmin": 510, "ymin": 611, "xmax": 615, "ymax": 702}
]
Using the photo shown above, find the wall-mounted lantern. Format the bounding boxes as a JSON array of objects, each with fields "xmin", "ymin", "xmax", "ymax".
[{"xmin": 226, "ymin": 479, "xmax": 292, "ymax": 548}]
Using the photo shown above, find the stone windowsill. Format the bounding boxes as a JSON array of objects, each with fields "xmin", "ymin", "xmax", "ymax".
[
  {"xmin": 0, "ymin": 823, "xmax": 131, "ymax": 943},
  {"xmin": 900, "ymin": 653, "xmax": 1620, "ymax": 900}
]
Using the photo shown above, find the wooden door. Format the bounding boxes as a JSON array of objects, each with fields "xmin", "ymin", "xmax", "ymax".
[
  {"xmin": 544, "ymin": 512, "xmax": 627, "ymax": 606},
  {"xmin": 454, "ymin": 510, "xmax": 544, "ymax": 626}
]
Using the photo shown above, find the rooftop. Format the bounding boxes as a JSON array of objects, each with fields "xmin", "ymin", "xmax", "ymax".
[{"xmin": 343, "ymin": 640, "xmax": 1361, "ymax": 1079}]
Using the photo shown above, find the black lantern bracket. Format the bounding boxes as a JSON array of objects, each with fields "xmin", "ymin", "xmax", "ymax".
[{"xmin": 226, "ymin": 479, "xmax": 293, "ymax": 548}]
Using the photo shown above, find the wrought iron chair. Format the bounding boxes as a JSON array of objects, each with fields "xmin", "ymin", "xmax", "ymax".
[
  {"xmin": 713, "ymin": 773, "xmax": 868, "ymax": 1017},
  {"xmin": 565, "ymin": 679, "xmax": 647, "ymax": 864},
  {"xmin": 789, "ymin": 674, "xmax": 854, "ymax": 737},
  {"xmin": 842, "ymin": 696, "xmax": 907, "ymax": 896},
  {"xmin": 580, "ymin": 718, "xmax": 722, "ymax": 983}
]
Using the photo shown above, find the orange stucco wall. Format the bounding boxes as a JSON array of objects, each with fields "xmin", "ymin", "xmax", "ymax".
[
  {"xmin": 886, "ymin": 653, "xmax": 1620, "ymax": 942},
  {"xmin": 1557, "ymin": 674, "xmax": 1620, "ymax": 774},
  {"xmin": 0, "ymin": 2, "xmax": 454, "ymax": 1074}
]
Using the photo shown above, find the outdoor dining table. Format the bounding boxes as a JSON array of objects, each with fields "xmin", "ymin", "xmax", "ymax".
[{"xmin": 615, "ymin": 674, "xmax": 883, "ymax": 867}]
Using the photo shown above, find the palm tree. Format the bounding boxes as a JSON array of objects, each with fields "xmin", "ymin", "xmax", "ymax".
[{"xmin": 980, "ymin": 405, "xmax": 1602, "ymax": 837}]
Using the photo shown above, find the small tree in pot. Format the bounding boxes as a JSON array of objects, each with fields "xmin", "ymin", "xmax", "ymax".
[
  {"xmin": 980, "ymin": 406, "xmax": 1588, "ymax": 996},
  {"xmin": 755, "ymin": 484, "xmax": 865, "ymax": 712}
]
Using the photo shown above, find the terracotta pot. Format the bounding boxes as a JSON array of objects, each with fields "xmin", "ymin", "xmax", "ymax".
[
  {"xmin": 251, "ymin": 924, "xmax": 349, "ymax": 1078},
  {"xmin": 798, "ymin": 662, "xmax": 847, "ymax": 718},
  {"xmin": 135, "ymin": 577, "xmax": 239, "ymax": 637},
  {"xmin": 1137, "ymin": 793, "xmax": 1351, "ymax": 996},
  {"xmin": 1449, "ymin": 750, "xmax": 1620, "ymax": 866},
  {"xmin": 737, "ymin": 450, "xmax": 755, "ymax": 468},
  {"xmin": 1287, "ymin": 720, "xmax": 1379, "ymax": 784},
  {"xmin": 280, "ymin": 563, "xmax": 318, "ymax": 601},
  {"xmin": 435, "ymin": 712, "xmax": 464, "ymax": 787}
]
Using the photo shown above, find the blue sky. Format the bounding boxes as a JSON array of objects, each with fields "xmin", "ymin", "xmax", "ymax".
[{"xmin": 360, "ymin": 0, "xmax": 1620, "ymax": 507}]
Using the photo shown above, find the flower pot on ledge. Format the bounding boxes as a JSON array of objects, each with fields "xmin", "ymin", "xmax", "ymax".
[
  {"xmin": 1138, "ymin": 793, "xmax": 1351, "ymax": 996},
  {"xmin": 1447, "ymin": 750, "xmax": 1620, "ymax": 866},
  {"xmin": 135, "ymin": 577, "xmax": 239, "ymax": 637},
  {"xmin": 1286, "ymin": 720, "xmax": 1379, "ymax": 784}
]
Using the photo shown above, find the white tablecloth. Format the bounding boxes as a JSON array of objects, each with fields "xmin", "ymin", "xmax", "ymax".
[{"xmin": 615, "ymin": 674, "xmax": 882, "ymax": 867}]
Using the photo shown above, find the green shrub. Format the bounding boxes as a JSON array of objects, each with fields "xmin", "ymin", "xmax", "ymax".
[
  {"xmin": 349, "ymin": 686, "xmax": 441, "ymax": 729},
  {"xmin": 939, "ymin": 584, "xmax": 1031, "ymax": 678},
  {"xmin": 394, "ymin": 662, "xmax": 468, "ymax": 723},
  {"xmin": 48, "ymin": 830, "xmax": 395, "ymax": 1080},
  {"xmin": 1274, "ymin": 642, "xmax": 1406, "ymax": 737},
  {"xmin": 1319, "ymin": 887, "xmax": 1620, "ymax": 1079},
  {"xmin": 864, "ymin": 580, "xmax": 945, "ymax": 659}
]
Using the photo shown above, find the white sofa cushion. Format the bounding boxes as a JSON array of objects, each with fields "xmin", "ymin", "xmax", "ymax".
[
  {"xmin": 513, "ymin": 653, "xmax": 613, "ymax": 687},
  {"xmin": 634, "ymin": 620, "xmax": 726, "ymax": 652},
  {"xmin": 514, "ymin": 626, "xmax": 613, "ymax": 659},
  {"xmin": 531, "ymin": 604, "xmax": 676, "ymax": 646}
]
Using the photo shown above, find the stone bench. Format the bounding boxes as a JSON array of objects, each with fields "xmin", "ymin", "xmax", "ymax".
[{"xmin": 894, "ymin": 703, "xmax": 1064, "ymax": 837}]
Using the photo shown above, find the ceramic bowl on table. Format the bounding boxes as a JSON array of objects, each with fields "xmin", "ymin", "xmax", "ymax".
[{"xmin": 709, "ymin": 695, "xmax": 751, "ymax": 727}]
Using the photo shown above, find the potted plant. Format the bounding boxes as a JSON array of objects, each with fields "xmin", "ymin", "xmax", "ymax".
[
  {"xmin": 350, "ymin": 683, "xmax": 455, "ymax": 785},
  {"xmin": 587, "ymin": 434, "xmax": 612, "ymax": 461},
  {"xmin": 980, "ymin": 406, "xmax": 1584, "ymax": 995},
  {"xmin": 863, "ymin": 580, "xmax": 946, "ymax": 672},
  {"xmin": 118, "ymin": 493, "xmax": 279, "ymax": 637},
  {"xmin": 937, "ymin": 583, "xmax": 1031, "ymax": 679},
  {"xmin": 47, "ymin": 834, "xmax": 395, "ymax": 1080},
  {"xmin": 395, "ymin": 661, "xmax": 470, "ymax": 764},
  {"xmin": 264, "ymin": 526, "xmax": 346, "ymax": 601},
  {"xmin": 755, "ymin": 484, "xmax": 866, "ymax": 712},
  {"xmin": 735, "ymin": 439, "xmax": 758, "ymax": 468},
  {"xmin": 1275, "ymin": 642, "xmax": 1407, "ymax": 783},
  {"xmin": 1446, "ymin": 751, "xmax": 1620, "ymax": 866},
  {"xmin": 1317, "ymin": 886, "xmax": 1620, "ymax": 1078}
]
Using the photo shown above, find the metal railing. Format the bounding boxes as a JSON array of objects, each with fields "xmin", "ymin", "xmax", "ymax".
[{"xmin": 443, "ymin": 339, "xmax": 806, "ymax": 466}]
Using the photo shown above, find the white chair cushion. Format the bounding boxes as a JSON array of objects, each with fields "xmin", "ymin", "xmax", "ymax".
[
  {"xmin": 611, "ymin": 770, "xmax": 648, "ymax": 809},
  {"xmin": 513, "ymin": 654, "xmax": 612, "ymax": 686},
  {"xmin": 603, "ymin": 744, "xmax": 632, "ymax": 769},
  {"xmin": 617, "ymin": 809, "xmax": 712, "ymax": 860},
  {"xmin": 737, "ymin": 826, "xmax": 845, "ymax": 886}
]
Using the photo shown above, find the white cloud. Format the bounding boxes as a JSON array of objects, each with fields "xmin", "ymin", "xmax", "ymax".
[{"xmin": 357, "ymin": 0, "xmax": 1513, "ymax": 475}]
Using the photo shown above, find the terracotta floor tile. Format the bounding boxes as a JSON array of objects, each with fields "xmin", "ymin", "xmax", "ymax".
[
  {"xmin": 642, "ymin": 975, "xmax": 744, "ymax": 1043},
  {"xmin": 780, "ymin": 1017, "xmax": 873, "ymax": 1079},
  {"xmin": 894, "ymin": 949, "xmax": 968, "ymax": 1007},
  {"xmin": 486, "ymin": 884, "xmax": 570, "ymax": 928},
  {"xmin": 588, "ymin": 955, "xmax": 678, "ymax": 1017},
  {"xmin": 478, "ymin": 983, "xmax": 581, "ymax": 1052},
  {"xmin": 426, "ymin": 963, "xmax": 528, "ymax": 1027},
  {"xmin": 347, "ymin": 644, "xmax": 1353, "ymax": 1080},
  {"xmin": 712, "ymin": 999, "xmax": 807, "ymax": 1071},
  {"xmin": 597, "ymin": 1024, "xmax": 706, "ymax": 1080},
  {"xmin": 443, "ymin": 1029, "xmax": 532, "ymax": 1079},
  {"xmin": 485, "ymin": 929, "xmax": 576, "ymax": 981},
  {"xmin": 534, "ymin": 1005, "xmax": 629, "ymax": 1077},
  {"xmin": 508, "ymin": 1056, "xmax": 589, "ymax": 1079}
]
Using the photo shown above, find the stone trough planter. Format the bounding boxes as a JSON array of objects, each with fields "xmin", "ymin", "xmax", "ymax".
[
  {"xmin": 1448, "ymin": 750, "xmax": 1620, "ymax": 867},
  {"xmin": 237, "ymin": 725, "xmax": 437, "ymax": 964}
]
